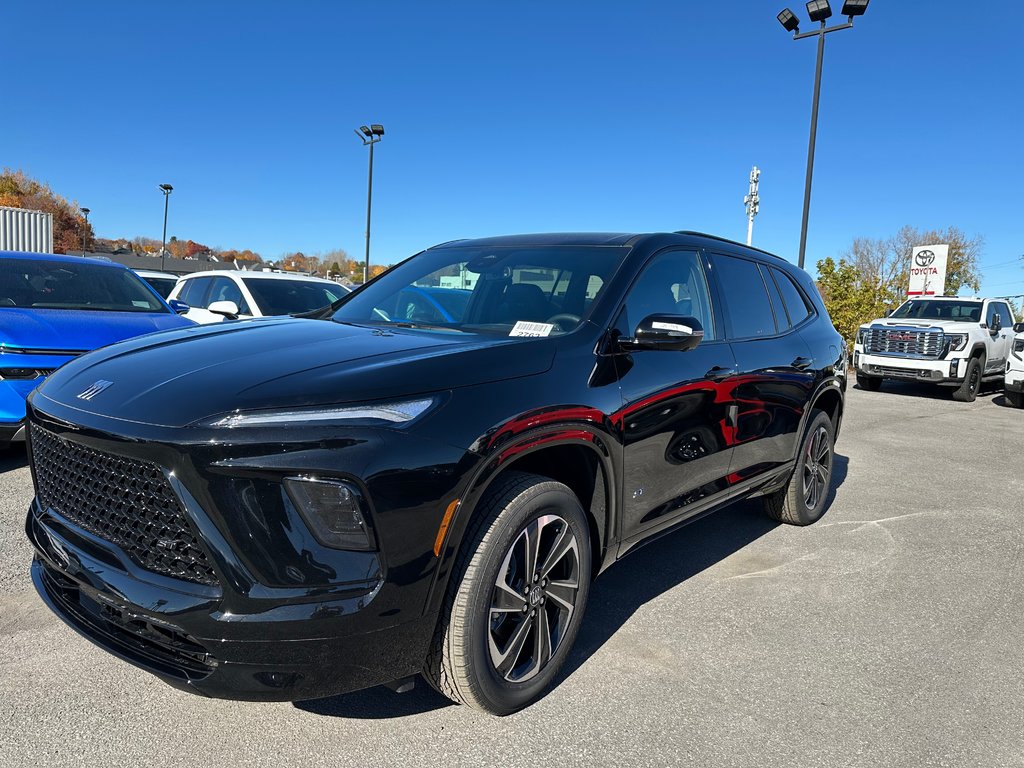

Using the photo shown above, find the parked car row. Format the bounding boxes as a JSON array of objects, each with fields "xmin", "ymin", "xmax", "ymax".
[{"xmin": 6, "ymin": 233, "xmax": 1022, "ymax": 718}]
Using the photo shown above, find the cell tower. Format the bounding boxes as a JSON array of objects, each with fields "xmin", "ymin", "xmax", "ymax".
[{"xmin": 744, "ymin": 166, "xmax": 760, "ymax": 246}]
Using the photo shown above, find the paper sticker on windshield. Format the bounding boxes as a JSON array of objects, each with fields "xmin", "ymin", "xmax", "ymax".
[
  {"xmin": 510, "ymin": 321, "xmax": 554, "ymax": 338},
  {"xmin": 652, "ymin": 321, "xmax": 693, "ymax": 334}
]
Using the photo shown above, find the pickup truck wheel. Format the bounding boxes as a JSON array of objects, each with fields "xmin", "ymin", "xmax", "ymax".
[
  {"xmin": 952, "ymin": 356, "xmax": 983, "ymax": 402},
  {"xmin": 1007, "ymin": 391, "xmax": 1023, "ymax": 409},
  {"xmin": 763, "ymin": 410, "xmax": 834, "ymax": 526},
  {"xmin": 423, "ymin": 472, "xmax": 592, "ymax": 715},
  {"xmin": 856, "ymin": 372, "xmax": 882, "ymax": 391}
]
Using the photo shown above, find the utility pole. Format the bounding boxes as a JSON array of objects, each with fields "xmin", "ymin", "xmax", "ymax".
[{"xmin": 743, "ymin": 167, "xmax": 760, "ymax": 246}]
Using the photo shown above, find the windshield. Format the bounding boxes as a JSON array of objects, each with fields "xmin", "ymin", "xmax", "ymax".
[
  {"xmin": 140, "ymin": 275, "xmax": 178, "ymax": 299},
  {"xmin": 890, "ymin": 299, "xmax": 982, "ymax": 322},
  {"xmin": 0, "ymin": 258, "xmax": 168, "ymax": 313},
  {"xmin": 331, "ymin": 245, "xmax": 626, "ymax": 336},
  {"xmin": 241, "ymin": 278, "xmax": 346, "ymax": 315}
]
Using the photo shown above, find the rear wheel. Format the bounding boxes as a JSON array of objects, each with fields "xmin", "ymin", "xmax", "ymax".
[
  {"xmin": 424, "ymin": 472, "xmax": 592, "ymax": 715},
  {"xmin": 952, "ymin": 356, "xmax": 983, "ymax": 402},
  {"xmin": 764, "ymin": 410, "xmax": 835, "ymax": 526},
  {"xmin": 856, "ymin": 372, "xmax": 882, "ymax": 391}
]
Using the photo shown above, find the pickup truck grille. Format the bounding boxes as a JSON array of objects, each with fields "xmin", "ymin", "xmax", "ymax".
[{"xmin": 865, "ymin": 327, "xmax": 945, "ymax": 359}]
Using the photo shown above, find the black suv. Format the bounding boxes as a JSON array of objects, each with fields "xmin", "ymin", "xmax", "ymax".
[{"xmin": 25, "ymin": 232, "xmax": 845, "ymax": 714}]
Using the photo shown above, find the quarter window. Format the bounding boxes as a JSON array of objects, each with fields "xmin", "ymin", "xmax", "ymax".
[
  {"xmin": 771, "ymin": 267, "xmax": 813, "ymax": 327},
  {"xmin": 714, "ymin": 255, "xmax": 778, "ymax": 339}
]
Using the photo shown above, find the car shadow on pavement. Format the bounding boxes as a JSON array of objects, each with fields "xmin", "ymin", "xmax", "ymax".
[
  {"xmin": 295, "ymin": 453, "xmax": 849, "ymax": 720},
  {"xmin": 991, "ymin": 394, "xmax": 1022, "ymax": 409},
  {"xmin": 0, "ymin": 446, "xmax": 27, "ymax": 474}
]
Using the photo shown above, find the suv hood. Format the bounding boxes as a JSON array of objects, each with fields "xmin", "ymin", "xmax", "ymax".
[
  {"xmin": 34, "ymin": 317, "xmax": 556, "ymax": 428},
  {"xmin": 0, "ymin": 308, "xmax": 191, "ymax": 352}
]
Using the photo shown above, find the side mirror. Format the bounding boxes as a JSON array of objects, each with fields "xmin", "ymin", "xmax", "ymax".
[
  {"xmin": 208, "ymin": 300, "xmax": 240, "ymax": 320},
  {"xmin": 990, "ymin": 314, "xmax": 1002, "ymax": 334},
  {"xmin": 1013, "ymin": 322, "xmax": 1024, "ymax": 334},
  {"xmin": 621, "ymin": 315, "xmax": 704, "ymax": 352},
  {"xmin": 167, "ymin": 299, "xmax": 190, "ymax": 315}
]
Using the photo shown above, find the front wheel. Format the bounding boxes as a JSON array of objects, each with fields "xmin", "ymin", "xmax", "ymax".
[
  {"xmin": 424, "ymin": 472, "xmax": 592, "ymax": 715},
  {"xmin": 952, "ymin": 356, "xmax": 983, "ymax": 402},
  {"xmin": 763, "ymin": 410, "xmax": 835, "ymax": 526}
]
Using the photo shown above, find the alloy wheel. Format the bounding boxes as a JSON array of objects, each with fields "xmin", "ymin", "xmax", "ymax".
[
  {"xmin": 488, "ymin": 514, "xmax": 581, "ymax": 683},
  {"xmin": 802, "ymin": 426, "xmax": 831, "ymax": 511}
]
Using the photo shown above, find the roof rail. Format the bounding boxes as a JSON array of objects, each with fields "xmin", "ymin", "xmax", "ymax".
[{"xmin": 673, "ymin": 231, "xmax": 786, "ymax": 262}]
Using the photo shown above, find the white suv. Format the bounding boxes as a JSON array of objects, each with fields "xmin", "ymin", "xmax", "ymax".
[
  {"xmin": 1006, "ymin": 325, "xmax": 1024, "ymax": 408},
  {"xmin": 853, "ymin": 296, "xmax": 1017, "ymax": 402},
  {"xmin": 168, "ymin": 270, "xmax": 350, "ymax": 324}
]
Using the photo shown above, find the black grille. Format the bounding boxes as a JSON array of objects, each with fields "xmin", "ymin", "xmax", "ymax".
[{"xmin": 30, "ymin": 425, "xmax": 218, "ymax": 587}]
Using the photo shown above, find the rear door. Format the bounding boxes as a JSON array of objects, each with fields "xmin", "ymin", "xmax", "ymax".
[{"xmin": 709, "ymin": 253, "xmax": 817, "ymax": 482}]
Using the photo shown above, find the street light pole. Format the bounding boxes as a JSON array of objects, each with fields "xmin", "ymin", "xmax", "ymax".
[
  {"xmin": 158, "ymin": 183, "xmax": 173, "ymax": 271},
  {"xmin": 80, "ymin": 208, "xmax": 90, "ymax": 254},
  {"xmin": 355, "ymin": 124, "xmax": 385, "ymax": 284},
  {"xmin": 777, "ymin": 1, "xmax": 871, "ymax": 268}
]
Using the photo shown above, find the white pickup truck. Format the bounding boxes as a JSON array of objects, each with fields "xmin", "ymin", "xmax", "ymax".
[{"xmin": 853, "ymin": 296, "xmax": 1017, "ymax": 402}]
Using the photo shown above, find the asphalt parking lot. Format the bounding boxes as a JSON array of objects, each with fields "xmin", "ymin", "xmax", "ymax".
[{"xmin": 1, "ymin": 382, "xmax": 1023, "ymax": 768}]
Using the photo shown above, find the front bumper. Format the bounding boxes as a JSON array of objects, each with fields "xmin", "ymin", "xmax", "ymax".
[
  {"xmin": 0, "ymin": 421, "xmax": 25, "ymax": 447},
  {"xmin": 27, "ymin": 501, "xmax": 434, "ymax": 701},
  {"xmin": 855, "ymin": 351, "xmax": 964, "ymax": 385}
]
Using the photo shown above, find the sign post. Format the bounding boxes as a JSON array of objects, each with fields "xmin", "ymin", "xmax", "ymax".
[{"xmin": 908, "ymin": 244, "xmax": 949, "ymax": 297}]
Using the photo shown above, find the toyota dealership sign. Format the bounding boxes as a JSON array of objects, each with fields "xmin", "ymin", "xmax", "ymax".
[{"xmin": 908, "ymin": 244, "xmax": 949, "ymax": 296}]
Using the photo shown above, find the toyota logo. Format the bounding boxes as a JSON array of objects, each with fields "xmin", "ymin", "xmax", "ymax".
[{"xmin": 915, "ymin": 250, "xmax": 936, "ymax": 267}]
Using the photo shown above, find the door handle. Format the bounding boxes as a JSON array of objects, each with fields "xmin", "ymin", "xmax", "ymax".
[
  {"xmin": 705, "ymin": 365, "xmax": 732, "ymax": 380},
  {"xmin": 791, "ymin": 357, "xmax": 813, "ymax": 370}
]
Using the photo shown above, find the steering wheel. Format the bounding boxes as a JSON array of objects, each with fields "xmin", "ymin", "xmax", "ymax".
[{"xmin": 545, "ymin": 313, "xmax": 582, "ymax": 332}]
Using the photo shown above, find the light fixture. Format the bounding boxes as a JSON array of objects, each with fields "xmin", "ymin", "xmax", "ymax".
[
  {"xmin": 806, "ymin": 0, "xmax": 832, "ymax": 22},
  {"xmin": 777, "ymin": 8, "xmax": 800, "ymax": 32},
  {"xmin": 841, "ymin": 0, "xmax": 869, "ymax": 16}
]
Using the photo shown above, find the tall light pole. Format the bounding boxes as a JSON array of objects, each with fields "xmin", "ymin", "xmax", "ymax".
[
  {"xmin": 158, "ymin": 183, "xmax": 173, "ymax": 271},
  {"xmin": 355, "ymin": 124, "xmax": 384, "ymax": 283},
  {"xmin": 777, "ymin": 0, "xmax": 871, "ymax": 268},
  {"xmin": 80, "ymin": 207, "xmax": 90, "ymax": 254},
  {"xmin": 743, "ymin": 167, "xmax": 760, "ymax": 246}
]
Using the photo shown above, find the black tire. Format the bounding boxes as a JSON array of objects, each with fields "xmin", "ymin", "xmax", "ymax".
[
  {"xmin": 1007, "ymin": 390, "xmax": 1024, "ymax": 409},
  {"xmin": 423, "ymin": 471, "xmax": 592, "ymax": 715},
  {"xmin": 763, "ymin": 410, "xmax": 835, "ymax": 526},
  {"xmin": 856, "ymin": 372, "xmax": 882, "ymax": 391},
  {"xmin": 952, "ymin": 355, "xmax": 983, "ymax": 402}
]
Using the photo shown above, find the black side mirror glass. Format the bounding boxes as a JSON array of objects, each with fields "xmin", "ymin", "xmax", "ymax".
[
  {"xmin": 1013, "ymin": 322, "xmax": 1024, "ymax": 334},
  {"xmin": 623, "ymin": 314, "xmax": 704, "ymax": 352}
]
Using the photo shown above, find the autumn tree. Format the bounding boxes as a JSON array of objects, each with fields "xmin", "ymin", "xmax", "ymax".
[{"xmin": 0, "ymin": 169, "xmax": 92, "ymax": 254}]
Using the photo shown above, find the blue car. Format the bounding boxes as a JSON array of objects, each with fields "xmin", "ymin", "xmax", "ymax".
[{"xmin": 0, "ymin": 251, "xmax": 195, "ymax": 448}]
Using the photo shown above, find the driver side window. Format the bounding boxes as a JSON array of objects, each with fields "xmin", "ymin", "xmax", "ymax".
[{"xmin": 620, "ymin": 250, "xmax": 717, "ymax": 340}]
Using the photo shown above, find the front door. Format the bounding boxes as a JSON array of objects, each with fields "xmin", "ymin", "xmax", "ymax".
[{"xmin": 611, "ymin": 249, "xmax": 738, "ymax": 545}]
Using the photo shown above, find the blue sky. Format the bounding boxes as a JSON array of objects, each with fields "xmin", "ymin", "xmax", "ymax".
[{"xmin": 4, "ymin": 1, "xmax": 1022, "ymax": 295}]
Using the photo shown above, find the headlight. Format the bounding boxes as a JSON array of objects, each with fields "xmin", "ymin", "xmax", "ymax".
[
  {"xmin": 284, "ymin": 477, "xmax": 376, "ymax": 550},
  {"xmin": 947, "ymin": 334, "xmax": 969, "ymax": 352},
  {"xmin": 1013, "ymin": 338, "xmax": 1024, "ymax": 359},
  {"xmin": 201, "ymin": 396, "xmax": 439, "ymax": 428}
]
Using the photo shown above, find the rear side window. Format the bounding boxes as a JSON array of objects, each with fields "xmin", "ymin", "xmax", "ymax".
[
  {"xmin": 713, "ymin": 255, "xmax": 777, "ymax": 339},
  {"xmin": 771, "ymin": 267, "xmax": 813, "ymax": 327}
]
